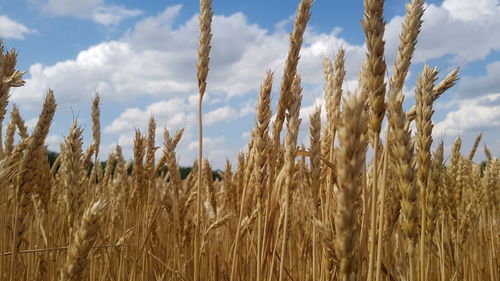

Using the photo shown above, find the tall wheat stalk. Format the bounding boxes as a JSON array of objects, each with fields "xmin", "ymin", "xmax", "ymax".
[
  {"xmin": 360, "ymin": 0, "xmax": 387, "ymax": 278},
  {"xmin": 194, "ymin": 0, "xmax": 213, "ymax": 280}
]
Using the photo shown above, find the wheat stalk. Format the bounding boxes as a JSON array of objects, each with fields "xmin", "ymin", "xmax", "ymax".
[{"xmin": 335, "ymin": 90, "xmax": 367, "ymax": 281}]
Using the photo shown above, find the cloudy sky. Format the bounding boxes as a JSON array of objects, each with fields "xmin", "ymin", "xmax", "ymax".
[{"xmin": 1, "ymin": 0, "xmax": 499, "ymax": 168}]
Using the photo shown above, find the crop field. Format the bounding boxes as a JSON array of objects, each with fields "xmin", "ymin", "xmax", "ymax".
[{"xmin": 0, "ymin": 0, "xmax": 499, "ymax": 280}]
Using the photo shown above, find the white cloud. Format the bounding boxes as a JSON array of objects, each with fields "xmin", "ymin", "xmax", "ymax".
[
  {"xmin": 46, "ymin": 134, "xmax": 63, "ymax": 151},
  {"xmin": 188, "ymin": 136, "xmax": 225, "ymax": 151},
  {"xmin": 238, "ymin": 99, "xmax": 257, "ymax": 118},
  {"xmin": 206, "ymin": 149, "xmax": 234, "ymax": 167},
  {"xmin": 101, "ymin": 98, "xmax": 199, "ymax": 166},
  {"xmin": 104, "ymin": 98, "xmax": 195, "ymax": 134},
  {"xmin": 186, "ymin": 136, "xmax": 233, "ymax": 167},
  {"xmin": 12, "ymin": 6, "xmax": 363, "ymax": 109},
  {"xmin": 26, "ymin": 117, "xmax": 38, "ymax": 131},
  {"xmin": 0, "ymin": 15, "xmax": 35, "ymax": 39},
  {"xmin": 384, "ymin": 0, "xmax": 500, "ymax": 64},
  {"xmin": 442, "ymin": 0, "xmax": 500, "ymax": 21},
  {"xmin": 204, "ymin": 106, "xmax": 238, "ymax": 126},
  {"xmin": 92, "ymin": 5, "xmax": 142, "ymax": 25},
  {"xmin": 432, "ymin": 92, "xmax": 500, "ymax": 162},
  {"xmin": 12, "ymin": 40, "xmax": 195, "ymax": 108},
  {"xmin": 37, "ymin": 0, "xmax": 141, "ymax": 25},
  {"xmin": 241, "ymin": 131, "xmax": 251, "ymax": 139},
  {"xmin": 434, "ymin": 93, "xmax": 500, "ymax": 137}
]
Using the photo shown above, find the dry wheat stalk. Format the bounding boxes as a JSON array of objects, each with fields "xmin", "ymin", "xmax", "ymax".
[
  {"xmin": 12, "ymin": 104, "xmax": 28, "ymax": 139},
  {"xmin": 145, "ymin": 116, "xmax": 157, "ymax": 185},
  {"xmin": 203, "ymin": 159, "xmax": 217, "ymax": 218},
  {"xmin": 251, "ymin": 70, "xmax": 273, "ymax": 281},
  {"xmin": 321, "ymin": 57, "xmax": 335, "ymax": 191},
  {"xmin": 449, "ymin": 137, "xmax": 462, "ymax": 221},
  {"xmin": 90, "ymin": 93, "xmax": 101, "ymax": 193},
  {"xmin": 4, "ymin": 111, "xmax": 17, "ymax": 156},
  {"xmin": 426, "ymin": 142, "xmax": 444, "ymax": 238},
  {"xmin": 272, "ymin": 0, "xmax": 312, "ymax": 151},
  {"xmin": 279, "ymin": 74, "xmax": 302, "ymax": 281},
  {"xmin": 60, "ymin": 200, "xmax": 107, "ymax": 281},
  {"xmin": 386, "ymin": 82, "xmax": 417, "ymax": 280},
  {"xmin": 309, "ymin": 107, "xmax": 321, "ymax": 211},
  {"xmin": 12, "ymin": 90, "xmax": 56, "ymax": 279},
  {"xmin": 253, "ymin": 70, "xmax": 273, "ymax": 207},
  {"xmin": 194, "ymin": 0, "xmax": 213, "ymax": 279},
  {"xmin": 390, "ymin": 0, "xmax": 424, "ymax": 92},
  {"xmin": 361, "ymin": 0, "xmax": 387, "ymax": 143},
  {"xmin": 0, "ymin": 46, "xmax": 25, "ymax": 158},
  {"xmin": 483, "ymin": 144, "xmax": 492, "ymax": 161},
  {"xmin": 132, "ymin": 130, "xmax": 146, "ymax": 203},
  {"xmin": 62, "ymin": 122, "xmax": 85, "ymax": 237},
  {"xmin": 309, "ymin": 105, "xmax": 321, "ymax": 281},
  {"xmin": 335, "ymin": 90, "xmax": 367, "ymax": 281},
  {"xmin": 361, "ymin": 2, "xmax": 388, "ymax": 279},
  {"xmin": 468, "ymin": 133, "xmax": 482, "ymax": 161},
  {"xmin": 407, "ymin": 68, "xmax": 460, "ymax": 121},
  {"xmin": 415, "ymin": 64, "xmax": 438, "ymax": 281}
]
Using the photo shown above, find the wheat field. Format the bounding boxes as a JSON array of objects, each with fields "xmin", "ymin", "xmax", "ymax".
[{"xmin": 0, "ymin": 0, "xmax": 499, "ymax": 281}]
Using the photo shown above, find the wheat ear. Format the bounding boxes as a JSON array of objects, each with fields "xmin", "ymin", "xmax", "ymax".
[
  {"xmin": 386, "ymin": 83, "xmax": 417, "ymax": 281},
  {"xmin": 415, "ymin": 64, "xmax": 438, "ymax": 281},
  {"xmin": 272, "ymin": 0, "xmax": 312, "ymax": 157},
  {"xmin": 361, "ymin": 1, "xmax": 387, "ymax": 278},
  {"xmin": 252, "ymin": 70, "xmax": 273, "ymax": 281},
  {"xmin": 390, "ymin": 0, "xmax": 424, "ymax": 92},
  {"xmin": 468, "ymin": 133, "xmax": 482, "ymax": 160},
  {"xmin": 407, "ymin": 68, "xmax": 460, "ymax": 121},
  {"xmin": 62, "ymin": 121, "xmax": 85, "ymax": 237},
  {"xmin": 145, "ymin": 116, "xmax": 156, "ymax": 185},
  {"xmin": 335, "ymin": 90, "xmax": 367, "ymax": 281},
  {"xmin": 12, "ymin": 90, "xmax": 56, "ymax": 279},
  {"xmin": 60, "ymin": 200, "xmax": 107, "ymax": 281},
  {"xmin": 483, "ymin": 144, "xmax": 492, "ymax": 162},
  {"xmin": 279, "ymin": 74, "xmax": 302, "ymax": 281},
  {"xmin": 309, "ymin": 105, "xmax": 321, "ymax": 281}
]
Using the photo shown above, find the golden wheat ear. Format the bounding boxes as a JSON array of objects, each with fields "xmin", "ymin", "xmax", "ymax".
[{"xmin": 61, "ymin": 199, "xmax": 107, "ymax": 281}]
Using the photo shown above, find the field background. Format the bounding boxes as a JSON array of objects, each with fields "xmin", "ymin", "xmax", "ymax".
[{"xmin": 0, "ymin": 0, "xmax": 499, "ymax": 281}]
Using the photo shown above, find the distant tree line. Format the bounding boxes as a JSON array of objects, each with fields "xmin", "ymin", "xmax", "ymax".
[{"xmin": 46, "ymin": 150, "xmax": 222, "ymax": 180}]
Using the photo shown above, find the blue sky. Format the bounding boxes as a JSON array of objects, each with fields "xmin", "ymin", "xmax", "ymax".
[{"xmin": 1, "ymin": 0, "xmax": 500, "ymax": 168}]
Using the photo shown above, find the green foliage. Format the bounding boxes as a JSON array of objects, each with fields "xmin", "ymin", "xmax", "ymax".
[{"xmin": 46, "ymin": 150, "xmax": 59, "ymax": 167}]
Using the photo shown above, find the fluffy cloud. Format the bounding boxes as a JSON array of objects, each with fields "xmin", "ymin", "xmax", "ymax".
[
  {"xmin": 203, "ymin": 100, "xmax": 257, "ymax": 126},
  {"xmin": 442, "ymin": 0, "xmax": 500, "ymax": 21},
  {"xmin": 187, "ymin": 136, "xmax": 232, "ymax": 167},
  {"xmin": 0, "ymin": 15, "xmax": 35, "ymax": 39},
  {"xmin": 13, "ymin": 5, "xmax": 364, "ymax": 110},
  {"xmin": 188, "ymin": 136, "xmax": 225, "ymax": 152},
  {"xmin": 101, "ymin": 97, "xmax": 197, "ymax": 165},
  {"xmin": 384, "ymin": 0, "xmax": 500, "ymax": 64},
  {"xmin": 104, "ymin": 98, "xmax": 196, "ymax": 135},
  {"xmin": 434, "ymin": 93, "xmax": 500, "ymax": 137},
  {"xmin": 46, "ymin": 135, "xmax": 63, "ymax": 151},
  {"xmin": 10, "ymin": 2, "xmax": 364, "ymax": 166},
  {"xmin": 433, "ymin": 92, "xmax": 500, "ymax": 161},
  {"xmin": 204, "ymin": 106, "xmax": 238, "ymax": 126},
  {"xmin": 36, "ymin": 0, "xmax": 141, "ymax": 25}
]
